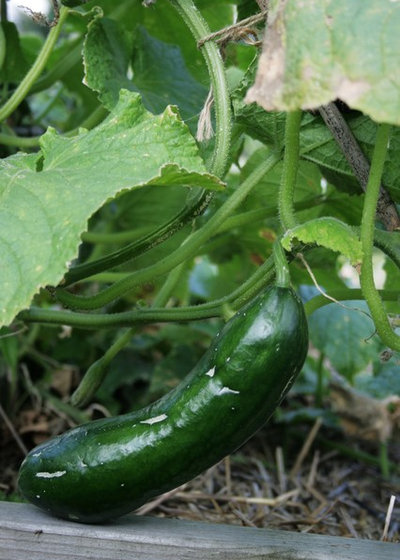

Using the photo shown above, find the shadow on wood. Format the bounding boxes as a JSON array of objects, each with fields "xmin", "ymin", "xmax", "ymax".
[{"xmin": 0, "ymin": 501, "xmax": 398, "ymax": 560}]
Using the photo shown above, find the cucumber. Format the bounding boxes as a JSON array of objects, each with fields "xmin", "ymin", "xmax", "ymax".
[{"xmin": 18, "ymin": 285, "xmax": 308, "ymax": 523}]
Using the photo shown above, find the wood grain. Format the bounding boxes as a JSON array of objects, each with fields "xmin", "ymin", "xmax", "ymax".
[{"xmin": 0, "ymin": 501, "xmax": 398, "ymax": 560}]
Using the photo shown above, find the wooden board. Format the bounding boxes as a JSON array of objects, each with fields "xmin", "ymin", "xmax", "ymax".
[{"xmin": 0, "ymin": 501, "xmax": 398, "ymax": 560}]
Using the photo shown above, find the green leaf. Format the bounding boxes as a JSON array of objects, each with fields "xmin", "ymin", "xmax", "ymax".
[
  {"xmin": 0, "ymin": 22, "xmax": 30, "ymax": 84},
  {"xmin": 246, "ymin": 0, "xmax": 400, "ymax": 126},
  {"xmin": 83, "ymin": 14, "xmax": 134, "ymax": 111},
  {"xmin": 129, "ymin": 26, "xmax": 208, "ymax": 126},
  {"xmin": 83, "ymin": 15, "xmax": 208, "ymax": 129},
  {"xmin": 282, "ymin": 217, "xmax": 363, "ymax": 265},
  {"xmin": 308, "ymin": 301, "xmax": 383, "ymax": 381},
  {"xmin": 355, "ymin": 362, "xmax": 400, "ymax": 399},
  {"xmin": 0, "ymin": 91, "xmax": 224, "ymax": 327}
]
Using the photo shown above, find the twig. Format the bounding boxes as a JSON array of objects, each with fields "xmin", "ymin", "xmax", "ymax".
[
  {"xmin": 175, "ymin": 488, "xmax": 299, "ymax": 507},
  {"xmin": 197, "ymin": 10, "xmax": 268, "ymax": 49},
  {"xmin": 306, "ymin": 450, "xmax": 320, "ymax": 488},
  {"xmin": 276, "ymin": 446, "xmax": 287, "ymax": 493},
  {"xmin": 381, "ymin": 494, "xmax": 397, "ymax": 541},
  {"xmin": 0, "ymin": 404, "xmax": 28, "ymax": 456},
  {"xmin": 319, "ymin": 103, "xmax": 400, "ymax": 231},
  {"xmin": 339, "ymin": 505, "xmax": 359, "ymax": 538},
  {"xmin": 290, "ymin": 417, "xmax": 323, "ymax": 478},
  {"xmin": 135, "ymin": 484, "xmax": 187, "ymax": 515}
]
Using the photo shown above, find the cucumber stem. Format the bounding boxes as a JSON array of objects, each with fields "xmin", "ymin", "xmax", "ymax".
[{"xmin": 273, "ymin": 240, "xmax": 290, "ymax": 288}]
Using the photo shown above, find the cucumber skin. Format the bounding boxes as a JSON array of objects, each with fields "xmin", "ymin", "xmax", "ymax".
[{"xmin": 18, "ymin": 286, "xmax": 308, "ymax": 524}]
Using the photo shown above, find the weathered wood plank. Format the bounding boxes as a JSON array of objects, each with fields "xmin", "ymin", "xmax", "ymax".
[{"xmin": 0, "ymin": 501, "xmax": 398, "ymax": 560}]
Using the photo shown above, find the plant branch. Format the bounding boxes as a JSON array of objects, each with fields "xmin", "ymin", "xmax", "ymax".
[
  {"xmin": 319, "ymin": 103, "xmax": 400, "ymax": 231},
  {"xmin": 0, "ymin": 6, "xmax": 69, "ymax": 123},
  {"xmin": 359, "ymin": 123, "xmax": 400, "ymax": 351},
  {"xmin": 19, "ymin": 252, "xmax": 277, "ymax": 329},
  {"xmin": 169, "ymin": 0, "xmax": 232, "ymax": 178}
]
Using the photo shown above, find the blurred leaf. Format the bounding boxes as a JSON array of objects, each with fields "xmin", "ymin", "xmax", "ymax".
[
  {"xmin": 308, "ymin": 301, "xmax": 383, "ymax": 381},
  {"xmin": 189, "ymin": 254, "xmax": 254, "ymax": 300},
  {"xmin": 355, "ymin": 361, "xmax": 400, "ymax": 399},
  {"xmin": 0, "ymin": 22, "xmax": 30, "ymax": 84}
]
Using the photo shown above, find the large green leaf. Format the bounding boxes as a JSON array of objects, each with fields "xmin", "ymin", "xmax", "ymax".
[
  {"xmin": 0, "ymin": 91, "xmax": 223, "ymax": 327},
  {"xmin": 246, "ymin": 0, "xmax": 400, "ymax": 125}
]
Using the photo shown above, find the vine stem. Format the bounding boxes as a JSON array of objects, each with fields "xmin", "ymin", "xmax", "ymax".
[
  {"xmin": 55, "ymin": 152, "xmax": 280, "ymax": 310},
  {"xmin": 359, "ymin": 123, "xmax": 400, "ymax": 352},
  {"xmin": 19, "ymin": 253, "xmax": 277, "ymax": 329},
  {"xmin": 0, "ymin": 132, "xmax": 41, "ymax": 148},
  {"xmin": 168, "ymin": 0, "xmax": 232, "ymax": 178},
  {"xmin": 0, "ymin": 21, "xmax": 5, "ymax": 71},
  {"xmin": 0, "ymin": 6, "xmax": 69, "ymax": 123},
  {"xmin": 279, "ymin": 110, "xmax": 302, "ymax": 231}
]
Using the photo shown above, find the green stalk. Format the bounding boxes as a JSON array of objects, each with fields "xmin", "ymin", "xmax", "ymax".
[
  {"xmin": 0, "ymin": 132, "xmax": 41, "ymax": 148},
  {"xmin": 19, "ymin": 253, "xmax": 277, "ymax": 329},
  {"xmin": 55, "ymin": 152, "xmax": 280, "ymax": 309},
  {"xmin": 0, "ymin": 21, "xmax": 5, "ymax": 71},
  {"xmin": 168, "ymin": 0, "xmax": 231, "ymax": 178},
  {"xmin": 70, "ymin": 328, "xmax": 134, "ymax": 407},
  {"xmin": 0, "ymin": 7, "xmax": 69, "ymax": 123},
  {"xmin": 29, "ymin": 38, "xmax": 83, "ymax": 95},
  {"xmin": 63, "ymin": 190, "xmax": 208, "ymax": 286},
  {"xmin": 279, "ymin": 110, "xmax": 302, "ymax": 231},
  {"xmin": 79, "ymin": 195, "xmax": 324, "ymax": 249},
  {"xmin": 359, "ymin": 123, "xmax": 400, "ymax": 351},
  {"xmin": 273, "ymin": 240, "xmax": 290, "ymax": 288}
]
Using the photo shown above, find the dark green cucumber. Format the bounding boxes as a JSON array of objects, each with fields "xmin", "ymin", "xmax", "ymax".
[{"xmin": 18, "ymin": 285, "xmax": 308, "ymax": 524}]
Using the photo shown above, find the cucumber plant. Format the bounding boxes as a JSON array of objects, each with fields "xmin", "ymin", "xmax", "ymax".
[{"xmin": 1, "ymin": 0, "xmax": 400, "ymax": 520}]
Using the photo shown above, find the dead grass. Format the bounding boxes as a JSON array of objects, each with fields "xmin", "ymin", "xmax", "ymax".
[{"xmin": 135, "ymin": 427, "xmax": 400, "ymax": 542}]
